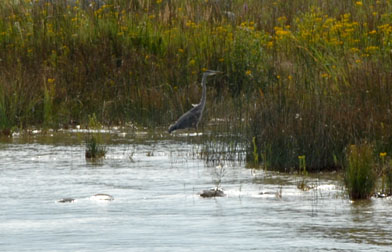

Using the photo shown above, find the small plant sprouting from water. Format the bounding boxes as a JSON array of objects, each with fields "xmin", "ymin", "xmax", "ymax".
[
  {"xmin": 386, "ymin": 160, "xmax": 392, "ymax": 196},
  {"xmin": 297, "ymin": 155, "xmax": 310, "ymax": 191},
  {"xmin": 85, "ymin": 135, "xmax": 107, "ymax": 159},
  {"xmin": 379, "ymin": 152, "xmax": 387, "ymax": 194},
  {"xmin": 85, "ymin": 113, "xmax": 106, "ymax": 160},
  {"xmin": 298, "ymin": 155, "xmax": 307, "ymax": 176},
  {"xmin": 213, "ymin": 164, "xmax": 226, "ymax": 188},
  {"xmin": 345, "ymin": 144, "xmax": 376, "ymax": 200},
  {"xmin": 252, "ymin": 136, "xmax": 259, "ymax": 167}
]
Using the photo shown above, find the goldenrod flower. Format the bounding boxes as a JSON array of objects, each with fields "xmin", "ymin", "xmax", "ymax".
[
  {"xmin": 350, "ymin": 48, "xmax": 360, "ymax": 53},
  {"xmin": 365, "ymin": 46, "xmax": 379, "ymax": 52}
]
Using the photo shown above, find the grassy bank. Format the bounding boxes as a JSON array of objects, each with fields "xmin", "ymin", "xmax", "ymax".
[
  {"xmin": 247, "ymin": 1, "xmax": 392, "ymax": 171},
  {"xmin": 1, "ymin": 0, "xmax": 392, "ymax": 171}
]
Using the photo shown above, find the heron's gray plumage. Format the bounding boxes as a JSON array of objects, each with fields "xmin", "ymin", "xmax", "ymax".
[{"xmin": 168, "ymin": 70, "xmax": 220, "ymax": 133}]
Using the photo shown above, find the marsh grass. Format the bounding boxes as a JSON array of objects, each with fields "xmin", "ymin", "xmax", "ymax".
[
  {"xmin": 2, "ymin": 0, "xmax": 392, "ymax": 171},
  {"xmin": 85, "ymin": 134, "xmax": 107, "ymax": 159},
  {"xmin": 85, "ymin": 113, "xmax": 106, "ymax": 159},
  {"xmin": 378, "ymin": 153, "xmax": 392, "ymax": 196},
  {"xmin": 386, "ymin": 163, "xmax": 392, "ymax": 196},
  {"xmin": 297, "ymin": 155, "xmax": 310, "ymax": 191},
  {"xmin": 345, "ymin": 144, "xmax": 376, "ymax": 200}
]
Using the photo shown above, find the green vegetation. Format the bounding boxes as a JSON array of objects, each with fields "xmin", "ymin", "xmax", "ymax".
[
  {"xmin": 386, "ymin": 163, "xmax": 392, "ymax": 195},
  {"xmin": 85, "ymin": 113, "xmax": 106, "ymax": 159},
  {"xmin": 345, "ymin": 144, "xmax": 376, "ymax": 200},
  {"xmin": 1, "ymin": 0, "xmax": 392, "ymax": 172},
  {"xmin": 85, "ymin": 134, "xmax": 107, "ymax": 159},
  {"xmin": 378, "ymin": 152, "xmax": 392, "ymax": 195}
]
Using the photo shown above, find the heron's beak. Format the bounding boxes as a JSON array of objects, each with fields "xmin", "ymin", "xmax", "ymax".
[{"xmin": 211, "ymin": 71, "xmax": 223, "ymax": 75}]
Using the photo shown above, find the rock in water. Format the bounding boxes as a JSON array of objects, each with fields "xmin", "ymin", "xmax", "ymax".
[
  {"xmin": 90, "ymin": 193, "xmax": 114, "ymax": 201},
  {"xmin": 57, "ymin": 198, "xmax": 75, "ymax": 203},
  {"xmin": 199, "ymin": 187, "xmax": 226, "ymax": 198}
]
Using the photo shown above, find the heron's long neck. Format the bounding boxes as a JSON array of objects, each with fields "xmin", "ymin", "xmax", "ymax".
[{"xmin": 200, "ymin": 74, "xmax": 207, "ymax": 109}]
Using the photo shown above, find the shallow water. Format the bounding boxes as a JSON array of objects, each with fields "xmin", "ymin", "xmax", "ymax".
[{"xmin": 1, "ymin": 130, "xmax": 391, "ymax": 251}]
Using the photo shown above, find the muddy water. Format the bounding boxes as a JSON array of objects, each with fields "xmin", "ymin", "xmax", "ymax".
[{"xmin": 0, "ymin": 129, "xmax": 391, "ymax": 251}]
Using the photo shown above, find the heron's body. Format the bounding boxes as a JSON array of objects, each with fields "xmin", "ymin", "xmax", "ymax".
[{"xmin": 168, "ymin": 70, "xmax": 220, "ymax": 133}]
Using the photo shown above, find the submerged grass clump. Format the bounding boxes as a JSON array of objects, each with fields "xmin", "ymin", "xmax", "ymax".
[
  {"xmin": 85, "ymin": 113, "xmax": 106, "ymax": 159},
  {"xmin": 85, "ymin": 134, "xmax": 106, "ymax": 159},
  {"xmin": 345, "ymin": 144, "xmax": 376, "ymax": 200}
]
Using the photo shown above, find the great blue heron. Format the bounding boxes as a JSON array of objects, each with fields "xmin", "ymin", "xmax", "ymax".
[{"xmin": 168, "ymin": 70, "xmax": 221, "ymax": 133}]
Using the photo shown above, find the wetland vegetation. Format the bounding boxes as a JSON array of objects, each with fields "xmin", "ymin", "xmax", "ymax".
[{"xmin": 1, "ymin": 0, "xmax": 392, "ymax": 187}]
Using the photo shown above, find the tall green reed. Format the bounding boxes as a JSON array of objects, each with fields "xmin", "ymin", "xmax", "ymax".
[{"xmin": 345, "ymin": 144, "xmax": 376, "ymax": 200}]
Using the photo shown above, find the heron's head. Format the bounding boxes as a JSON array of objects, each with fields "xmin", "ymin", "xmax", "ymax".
[{"xmin": 203, "ymin": 70, "xmax": 222, "ymax": 77}]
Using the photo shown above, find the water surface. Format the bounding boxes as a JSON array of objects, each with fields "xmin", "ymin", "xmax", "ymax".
[{"xmin": 1, "ymin": 130, "xmax": 391, "ymax": 251}]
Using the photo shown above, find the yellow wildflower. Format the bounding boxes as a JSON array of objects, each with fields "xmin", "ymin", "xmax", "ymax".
[
  {"xmin": 350, "ymin": 48, "xmax": 360, "ymax": 53},
  {"xmin": 365, "ymin": 46, "xmax": 379, "ymax": 52},
  {"xmin": 355, "ymin": 1, "xmax": 363, "ymax": 6},
  {"xmin": 245, "ymin": 70, "xmax": 252, "ymax": 76},
  {"xmin": 380, "ymin": 152, "xmax": 387, "ymax": 157},
  {"xmin": 47, "ymin": 78, "xmax": 55, "ymax": 84},
  {"xmin": 321, "ymin": 73, "xmax": 329, "ymax": 78},
  {"xmin": 277, "ymin": 16, "xmax": 287, "ymax": 23}
]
